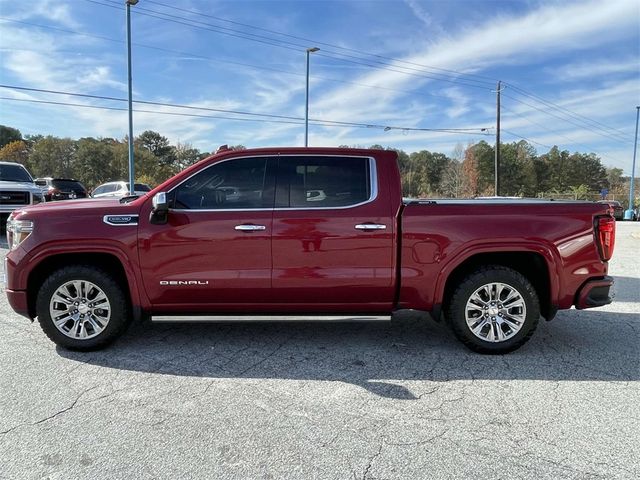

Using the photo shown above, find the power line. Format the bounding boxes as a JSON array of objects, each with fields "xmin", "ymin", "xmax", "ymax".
[
  {"xmin": 146, "ymin": 0, "xmax": 497, "ymax": 84},
  {"xmin": 501, "ymin": 104, "xmax": 607, "ymax": 154},
  {"xmin": 502, "ymin": 102, "xmax": 619, "ymax": 162},
  {"xmin": 127, "ymin": 0, "xmax": 634, "ymax": 144},
  {"xmin": 0, "ymin": 85, "xmax": 492, "ymax": 135},
  {"xmin": 502, "ymin": 93, "xmax": 632, "ymax": 145},
  {"xmin": 0, "ymin": 18, "xmax": 485, "ymax": 104},
  {"xmin": 501, "ymin": 129, "xmax": 553, "ymax": 150},
  {"xmin": 0, "ymin": 96, "xmax": 327, "ymax": 126},
  {"xmin": 6, "ymin": 6, "xmax": 627, "ymax": 149},
  {"xmin": 85, "ymin": 0, "xmax": 494, "ymax": 90},
  {"xmin": 505, "ymin": 83, "xmax": 632, "ymax": 141}
]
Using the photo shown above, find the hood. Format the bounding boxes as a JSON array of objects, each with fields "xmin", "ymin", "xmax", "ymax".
[
  {"xmin": 0, "ymin": 180, "xmax": 41, "ymax": 192},
  {"xmin": 12, "ymin": 196, "xmax": 145, "ymax": 218}
]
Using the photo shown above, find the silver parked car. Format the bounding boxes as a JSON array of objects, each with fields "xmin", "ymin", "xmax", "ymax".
[{"xmin": 91, "ymin": 181, "xmax": 152, "ymax": 198}]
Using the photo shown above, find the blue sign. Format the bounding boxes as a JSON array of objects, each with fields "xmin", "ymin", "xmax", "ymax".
[{"xmin": 600, "ymin": 188, "xmax": 608, "ymax": 199}]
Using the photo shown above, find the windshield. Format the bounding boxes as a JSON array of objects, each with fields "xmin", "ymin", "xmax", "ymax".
[
  {"xmin": 0, "ymin": 164, "xmax": 33, "ymax": 183},
  {"xmin": 127, "ymin": 183, "xmax": 151, "ymax": 192},
  {"xmin": 52, "ymin": 179, "xmax": 86, "ymax": 191}
]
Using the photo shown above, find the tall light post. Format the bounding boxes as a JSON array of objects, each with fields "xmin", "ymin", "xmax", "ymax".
[
  {"xmin": 624, "ymin": 106, "xmax": 640, "ymax": 220},
  {"xmin": 305, "ymin": 47, "xmax": 319, "ymax": 147},
  {"xmin": 125, "ymin": 0, "xmax": 138, "ymax": 195}
]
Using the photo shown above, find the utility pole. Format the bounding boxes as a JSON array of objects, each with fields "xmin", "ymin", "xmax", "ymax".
[
  {"xmin": 125, "ymin": 0, "xmax": 138, "ymax": 195},
  {"xmin": 624, "ymin": 106, "xmax": 640, "ymax": 219},
  {"xmin": 495, "ymin": 80, "xmax": 501, "ymax": 196},
  {"xmin": 305, "ymin": 47, "xmax": 319, "ymax": 147}
]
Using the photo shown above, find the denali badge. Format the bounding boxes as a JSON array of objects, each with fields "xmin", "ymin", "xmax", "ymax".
[
  {"xmin": 160, "ymin": 280, "xmax": 210, "ymax": 286},
  {"xmin": 103, "ymin": 215, "xmax": 139, "ymax": 226}
]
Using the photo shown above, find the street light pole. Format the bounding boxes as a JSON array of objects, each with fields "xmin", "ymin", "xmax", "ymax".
[
  {"xmin": 125, "ymin": 0, "xmax": 138, "ymax": 195},
  {"xmin": 494, "ymin": 80, "xmax": 502, "ymax": 196},
  {"xmin": 625, "ymin": 106, "xmax": 640, "ymax": 220},
  {"xmin": 305, "ymin": 47, "xmax": 319, "ymax": 147}
]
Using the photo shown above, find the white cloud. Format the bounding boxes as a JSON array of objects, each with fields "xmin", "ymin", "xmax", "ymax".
[
  {"xmin": 6, "ymin": 0, "xmax": 80, "ymax": 29},
  {"xmin": 560, "ymin": 57, "xmax": 640, "ymax": 80}
]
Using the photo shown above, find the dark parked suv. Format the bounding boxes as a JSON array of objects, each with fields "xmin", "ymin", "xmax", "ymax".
[{"xmin": 35, "ymin": 178, "xmax": 88, "ymax": 201}]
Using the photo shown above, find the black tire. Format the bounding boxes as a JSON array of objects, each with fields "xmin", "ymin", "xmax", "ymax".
[
  {"xmin": 445, "ymin": 266, "xmax": 540, "ymax": 354},
  {"xmin": 36, "ymin": 265, "xmax": 131, "ymax": 351}
]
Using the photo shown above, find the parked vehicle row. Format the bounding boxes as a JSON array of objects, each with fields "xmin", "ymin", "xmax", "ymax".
[
  {"xmin": 35, "ymin": 177, "xmax": 88, "ymax": 201},
  {"xmin": 0, "ymin": 161, "xmax": 155, "ymax": 232},
  {"xmin": 91, "ymin": 181, "xmax": 152, "ymax": 199}
]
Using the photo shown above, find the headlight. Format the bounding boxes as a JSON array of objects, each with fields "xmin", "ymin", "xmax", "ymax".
[
  {"xmin": 32, "ymin": 192, "xmax": 44, "ymax": 204},
  {"xmin": 6, "ymin": 219, "xmax": 33, "ymax": 251}
]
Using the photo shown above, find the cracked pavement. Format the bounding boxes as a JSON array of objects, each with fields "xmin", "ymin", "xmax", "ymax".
[{"xmin": 1, "ymin": 223, "xmax": 639, "ymax": 479}]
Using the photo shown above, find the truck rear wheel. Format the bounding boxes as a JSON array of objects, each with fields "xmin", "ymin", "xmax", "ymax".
[
  {"xmin": 35, "ymin": 265, "xmax": 131, "ymax": 351},
  {"xmin": 445, "ymin": 266, "xmax": 539, "ymax": 354}
]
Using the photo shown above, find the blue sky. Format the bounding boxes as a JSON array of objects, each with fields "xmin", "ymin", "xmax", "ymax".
[{"xmin": 0, "ymin": 0, "xmax": 639, "ymax": 173}]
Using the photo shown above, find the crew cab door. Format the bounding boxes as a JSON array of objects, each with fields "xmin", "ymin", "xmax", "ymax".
[
  {"xmin": 138, "ymin": 156, "xmax": 275, "ymax": 307},
  {"xmin": 271, "ymin": 155, "xmax": 395, "ymax": 310}
]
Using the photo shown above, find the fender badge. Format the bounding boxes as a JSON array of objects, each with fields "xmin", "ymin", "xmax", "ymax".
[{"xmin": 103, "ymin": 215, "xmax": 139, "ymax": 226}]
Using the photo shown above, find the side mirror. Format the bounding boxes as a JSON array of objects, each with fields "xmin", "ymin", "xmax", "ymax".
[{"xmin": 150, "ymin": 192, "xmax": 169, "ymax": 225}]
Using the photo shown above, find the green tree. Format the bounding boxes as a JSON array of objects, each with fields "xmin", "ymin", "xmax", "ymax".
[
  {"xmin": 567, "ymin": 152, "xmax": 606, "ymax": 191},
  {"xmin": 75, "ymin": 138, "xmax": 117, "ymax": 188},
  {"xmin": 408, "ymin": 150, "xmax": 450, "ymax": 195},
  {"xmin": 468, "ymin": 141, "xmax": 494, "ymax": 195},
  {"xmin": 111, "ymin": 141, "xmax": 166, "ymax": 186},
  {"xmin": 540, "ymin": 146, "xmax": 573, "ymax": 192},
  {"xmin": 499, "ymin": 141, "xmax": 537, "ymax": 196},
  {"xmin": 28, "ymin": 136, "xmax": 76, "ymax": 178},
  {"xmin": 0, "ymin": 125, "xmax": 22, "ymax": 149},
  {"xmin": 136, "ymin": 130, "xmax": 175, "ymax": 166}
]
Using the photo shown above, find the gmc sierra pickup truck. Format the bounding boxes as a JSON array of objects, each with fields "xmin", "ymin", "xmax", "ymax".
[{"xmin": 4, "ymin": 147, "xmax": 615, "ymax": 354}]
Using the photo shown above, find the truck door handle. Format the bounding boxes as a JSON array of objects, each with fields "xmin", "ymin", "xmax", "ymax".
[
  {"xmin": 354, "ymin": 223, "xmax": 387, "ymax": 230},
  {"xmin": 234, "ymin": 224, "xmax": 266, "ymax": 231}
]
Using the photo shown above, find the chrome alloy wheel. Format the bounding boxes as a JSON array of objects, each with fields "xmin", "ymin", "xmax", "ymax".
[
  {"xmin": 49, "ymin": 280, "xmax": 111, "ymax": 340},
  {"xmin": 465, "ymin": 282, "xmax": 526, "ymax": 343}
]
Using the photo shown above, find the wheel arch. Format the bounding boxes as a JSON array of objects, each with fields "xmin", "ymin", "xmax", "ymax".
[
  {"xmin": 437, "ymin": 249, "xmax": 558, "ymax": 321},
  {"xmin": 26, "ymin": 251, "xmax": 142, "ymax": 321}
]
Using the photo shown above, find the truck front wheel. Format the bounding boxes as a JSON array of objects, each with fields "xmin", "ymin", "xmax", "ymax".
[
  {"xmin": 35, "ymin": 265, "xmax": 131, "ymax": 351},
  {"xmin": 445, "ymin": 266, "xmax": 540, "ymax": 354}
]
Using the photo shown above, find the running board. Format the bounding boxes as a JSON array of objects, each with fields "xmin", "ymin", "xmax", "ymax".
[{"xmin": 151, "ymin": 314, "xmax": 392, "ymax": 323}]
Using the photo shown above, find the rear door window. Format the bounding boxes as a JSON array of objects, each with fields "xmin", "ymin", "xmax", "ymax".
[{"xmin": 275, "ymin": 156, "xmax": 371, "ymax": 208}]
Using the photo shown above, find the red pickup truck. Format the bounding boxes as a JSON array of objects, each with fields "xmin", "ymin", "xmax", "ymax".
[{"xmin": 4, "ymin": 147, "xmax": 615, "ymax": 354}]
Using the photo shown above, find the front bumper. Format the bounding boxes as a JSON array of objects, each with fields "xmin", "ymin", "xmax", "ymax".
[
  {"xmin": 6, "ymin": 288, "xmax": 31, "ymax": 319},
  {"xmin": 575, "ymin": 276, "xmax": 614, "ymax": 309}
]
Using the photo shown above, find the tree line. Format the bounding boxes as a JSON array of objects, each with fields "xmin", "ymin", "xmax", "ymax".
[{"xmin": 0, "ymin": 124, "xmax": 634, "ymax": 206}]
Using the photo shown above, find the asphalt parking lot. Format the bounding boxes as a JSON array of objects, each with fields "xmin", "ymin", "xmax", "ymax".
[{"xmin": 1, "ymin": 223, "xmax": 638, "ymax": 480}]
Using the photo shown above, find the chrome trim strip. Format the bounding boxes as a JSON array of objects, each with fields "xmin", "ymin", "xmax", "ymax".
[
  {"xmin": 168, "ymin": 155, "xmax": 378, "ymax": 213},
  {"xmin": 2, "ymin": 257, "xmax": 7, "ymax": 288},
  {"xmin": 102, "ymin": 214, "xmax": 139, "ymax": 226},
  {"xmin": 151, "ymin": 314, "xmax": 391, "ymax": 323},
  {"xmin": 234, "ymin": 224, "xmax": 267, "ymax": 231},
  {"xmin": 354, "ymin": 223, "xmax": 387, "ymax": 230}
]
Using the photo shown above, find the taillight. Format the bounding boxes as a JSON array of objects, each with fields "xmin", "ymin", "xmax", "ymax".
[{"xmin": 595, "ymin": 215, "xmax": 615, "ymax": 261}]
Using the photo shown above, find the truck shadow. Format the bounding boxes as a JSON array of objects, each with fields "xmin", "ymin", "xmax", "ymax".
[{"xmin": 57, "ymin": 309, "xmax": 640, "ymax": 400}]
